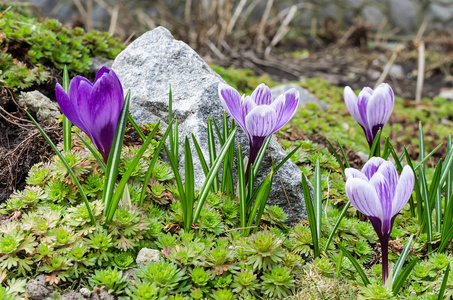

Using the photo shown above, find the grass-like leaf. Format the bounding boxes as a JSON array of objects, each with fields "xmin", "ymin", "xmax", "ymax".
[
  {"xmin": 75, "ymin": 131, "xmax": 106, "ymax": 171},
  {"xmin": 337, "ymin": 243, "xmax": 369, "ymax": 286},
  {"xmin": 103, "ymin": 90, "xmax": 131, "ymax": 218},
  {"xmin": 184, "ymin": 137, "xmax": 195, "ymax": 230},
  {"xmin": 127, "ymin": 114, "xmax": 146, "ymax": 142},
  {"xmin": 368, "ymin": 128, "xmax": 381, "ymax": 158},
  {"xmin": 105, "ymin": 120, "xmax": 161, "ymax": 222},
  {"xmin": 238, "ymin": 145, "xmax": 247, "ymax": 230},
  {"xmin": 274, "ymin": 143, "xmax": 303, "ymax": 173},
  {"xmin": 324, "ymin": 202, "xmax": 350, "ymax": 252},
  {"xmin": 392, "ymin": 257, "xmax": 418, "ymax": 295},
  {"xmin": 27, "ymin": 111, "xmax": 95, "ymax": 225},
  {"xmin": 301, "ymin": 174, "xmax": 319, "ymax": 258},
  {"xmin": 139, "ymin": 121, "xmax": 173, "ymax": 206},
  {"xmin": 438, "ymin": 264, "xmax": 450, "ymax": 300},
  {"xmin": 392, "ymin": 235, "xmax": 414, "ymax": 285},
  {"xmin": 326, "ymin": 137, "xmax": 346, "ymax": 174},
  {"xmin": 62, "ymin": 65, "xmax": 72, "ymax": 152},
  {"xmin": 314, "ymin": 159, "xmax": 322, "ymax": 242},
  {"xmin": 207, "ymin": 117, "xmax": 219, "ymax": 192},
  {"xmin": 192, "ymin": 127, "xmax": 237, "ymax": 223}
]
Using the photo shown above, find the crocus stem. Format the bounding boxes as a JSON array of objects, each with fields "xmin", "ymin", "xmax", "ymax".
[
  {"xmin": 244, "ymin": 144, "xmax": 261, "ymax": 184},
  {"xmin": 381, "ymin": 237, "xmax": 389, "ymax": 286}
]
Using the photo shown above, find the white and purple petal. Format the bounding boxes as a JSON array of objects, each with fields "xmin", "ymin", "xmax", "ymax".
[
  {"xmin": 245, "ymin": 105, "xmax": 277, "ymax": 139},
  {"xmin": 345, "ymin": 177, "xmax": 383, "ymax": 220},
  {"xmin": 344, "ymin": 86, "xmax": 363, "ymax": 127},
  {"xmin": 271, "ymin": 88, "xmax": 299, "ymax": 133},
  {"xmin": 218, "ymin": 83, "xmax": 246, "ymax": 130},
  {"xmin": 391, "ymin": 165, "xmax": 415, "ymax": 218},
  {"xmin": 345, "ymin": 168, "xmax": 368, "ymax": 181},
  {"xmin": 366, "ymin": 83, "xmax": 394, "ymax": 138},
  {"xmin": 361, "ymin": 157, "xmax": 386, "ymax": 180},
  {"xmin": 251, "ymin": 83, "xmax": 272, "ymax": 106},
  {"xmin": 369, "ymin": 172, "xmax": 393, "ymax": 235}
]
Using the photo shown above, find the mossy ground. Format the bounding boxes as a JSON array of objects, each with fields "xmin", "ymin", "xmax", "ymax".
[{"xmin": 2, "ymin": 8, "xmax": 453, "ymax": 300}]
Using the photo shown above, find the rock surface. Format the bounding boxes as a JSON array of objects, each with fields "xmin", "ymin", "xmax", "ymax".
[
  {"xmin": 26, "ymin": 275, "xmax": 52, "ymax": 300},
  {"xmin": 136, "ymin": 248, "xmax": 160, "ymax": 266},
  {"xmin": 112, "ymin": 26, "xmax": 307, "ymax": 224},
  {"xmin": 270, "ymin": 83, "xmax": 328, "ymax": 109},
  {"xmin": 19, "ymin": 91, "xmax": 61, "ymax": 124}
]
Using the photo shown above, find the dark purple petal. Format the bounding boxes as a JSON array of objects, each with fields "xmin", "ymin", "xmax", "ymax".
[
  {"xmin": 345, "ymin": 168, "xmax": 368, "ymax": 181},
  {"xmin": 69, "ymin": 76, "xmax": 92, "ymax": 108},
  {"xmin": 369, "ymin": 172, "xmax": 392, "ymax": 235},
  {"xmin": 271, "ymin": 88, "xmax": 299, "ymax": 133},
  {"xmin": 244, "ymin": 105, "xmax": 277, "ymax": 139},
  {"xmin": 345, "ymin": 177, "xmax": 382, "ymax": 219},
  {"xmin": 366, "ymin": 83, "xmax": 394, "ymax": 134},
  {"xmin": 391, "ymin": 165, "xmax": 415, "ymax": 217},
  {"xmin": 251, "ymin": 83, "xmax": 272, "ymax": 105},
  {"xmin": 56, "ymin": 83, "xmax": 89, "ymax": 134},
  {"xmin": 218, "ymin": 83, "xmax": 246, "ymax": 130},
  {"xmin": 361, "ymin": 157, "xmax": 386, "ymax": 180},
  {"xmin": 344, "ymin": 86, "xmax": 363, "ymax": 126},
  {"xmin": 94, "ymin": 66, "xmax": 111, "ymax": 83},
  {"xmin": 86, "ymin": 72, "xmax": 124, "ymax": 161}
]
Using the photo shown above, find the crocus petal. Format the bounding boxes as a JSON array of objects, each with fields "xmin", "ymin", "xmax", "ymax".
[
  {"xmin": 345, "ymin": 177, "xmax": 383, "ymax": 220},
  {"xmin": 94, "ymin": 66, "xmax": 111, "ymax": 83},
  {"xmin": 271, "ymin": 88, "xmax": 300, "ymax": 133},
  {"xmin": 245, "ymin": 105, "xmax": 277, "ymax": 139},
  {"xmin": 361, "ymin": 157, "xmax": 386, "ymax": 180},
  {"xmin": 242, "ymin": 96, "xmax": 257, "ymax": 118},
  {"xmin": 55, "ymin": 83, "xmax": 88, "ymax": 133},
  {"xmin": 376, "ymin": 161, "xmax": 398, "ymax": 202},
  {"xmin": 345, "ymin": 168, "xmax": 368, "ymax": 181},
  {"xmin": 85, "ymin": 72, "xmax": 124, "ymax": 160},
  {"xmin": 369, "ymin": 172, "xmax": 392, "ymax": 235},
  {"xmin": 391, "ymin": 165, "xmax": 415, "ymax": 218},
  {"xmin": 218, "ymin": 83, "xmax": 246, "ymax": 130},
  {"xmin": 251, "ymin": 83, "xmax": 272, "ymax": 106},
  {"xmin": 344, "ymin": 86, "xmax": 363, "ymax": 127},
  {"xmin": 366, "ymin": 83, "xmax": 394, "ymax": 138}
]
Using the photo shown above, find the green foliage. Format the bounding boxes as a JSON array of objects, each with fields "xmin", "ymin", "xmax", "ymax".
[
  {"xmin": 89, "ymin": 267, "xmax": 128, "ymax": 295},
  {"xmin": 261, "ymin": 267, "xmax": 295, "ymax": 299},
  {"xmin": 239, "ymin": 230, "xmax": 285, "ymax": 271},
  {"xmin": 0, "ymin": 10, "xmax": 124, "ymax": 90}
]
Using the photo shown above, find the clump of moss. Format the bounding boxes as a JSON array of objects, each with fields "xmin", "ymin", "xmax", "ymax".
[{"xmin": 0, "ymin": 10, "xmax": 124, "ymax": 90}]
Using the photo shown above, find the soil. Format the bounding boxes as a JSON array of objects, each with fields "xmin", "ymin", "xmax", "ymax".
[
  {"xmin": 212, "ymin": 28, "xmax": 453, "ymax": 100},
  {"xmin": 0, "ymin": 87, "xmax": 61, "ymax": 203}
]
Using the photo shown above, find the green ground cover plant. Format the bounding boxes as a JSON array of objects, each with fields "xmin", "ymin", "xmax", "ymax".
[
  {"xmin": 3, "ymin": 9, "xmax": 453, "ymax": 300},
  {"xmin": 0, "ymin": 9, "xmax": 124, "ymax": 90}
]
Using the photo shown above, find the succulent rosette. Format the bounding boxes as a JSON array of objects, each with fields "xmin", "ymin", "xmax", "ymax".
[
  {"xmin": 55, "ymin": 66, "xmax": 124, "ymax": 162},
  {"xmin": 218, "ymin": 83, "xmax": 299, "ymax": 177}
]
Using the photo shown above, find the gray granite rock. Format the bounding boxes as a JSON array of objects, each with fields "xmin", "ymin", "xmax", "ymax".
[
  {"xmin": 19, "ymin": 91, "xmax": 61, "ymax": 124},
  {"xmin": 26, "ymin": 275, "xmax": 52, "ymax": 300},
  {"xmin": 112, "ymin": 26, "xmax": 308, "ymax": 224},
  {"xmin": 136, "ymin": 248, "xmax": 160, "ymax": 266},
  {"xmin": 270, "ymin": 83, "xmax": 328, "ymax": 109}
]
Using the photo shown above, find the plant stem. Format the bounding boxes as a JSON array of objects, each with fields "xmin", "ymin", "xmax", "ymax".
[{"xmin": 381, "ymin": 237, "xmax": 389, "ymax": 286}]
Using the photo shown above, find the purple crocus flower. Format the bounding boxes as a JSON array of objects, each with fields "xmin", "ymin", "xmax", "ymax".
[
  {"xmin": 55, "ymin": 66, "xmax": 124, "ymax": 162},
  {"xmin": 218, "ymin": 83, "xmax": 299, "ymax": 178},
  {"xmin": 344, "ymin": 83, "xmax": 394, "ymax": 148},
  {"xmin": 345, "ymin": 157, "xmax": 414, "ymax": 285}
]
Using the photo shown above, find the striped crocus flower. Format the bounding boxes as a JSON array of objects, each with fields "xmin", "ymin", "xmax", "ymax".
[
  {"xmin": 344, "ymin": 83, "xmax": 394, "ymax": 148},
  {"xmin": 218, "ymin": 83, "xmax": 299, "ymax": 178},
  {"xmin": 345, "ymin": 157, "xmax": 414, "ymax": 285},
  {"xmin": 55, "ymin": 66, "xmax": 124, "ymax": 162}
]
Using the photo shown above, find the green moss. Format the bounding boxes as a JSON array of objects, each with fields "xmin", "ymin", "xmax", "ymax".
[{"xmin": 0, "ymin": 10, "xmax": 124, "ymax": 90}]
